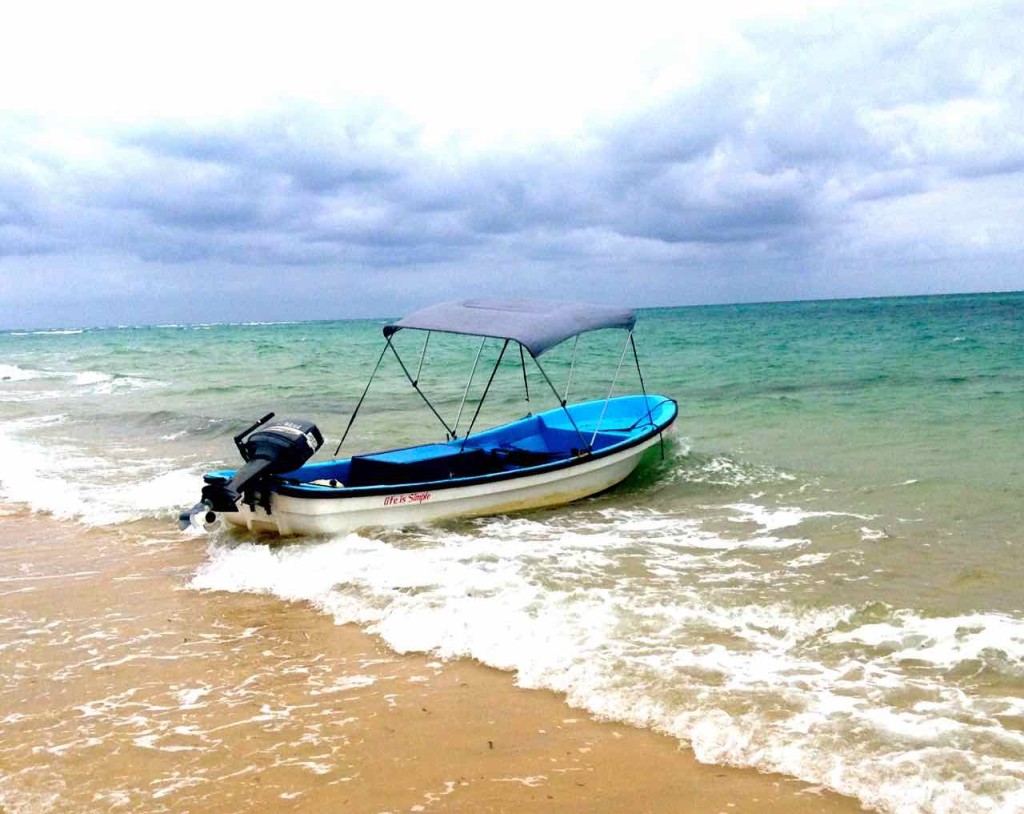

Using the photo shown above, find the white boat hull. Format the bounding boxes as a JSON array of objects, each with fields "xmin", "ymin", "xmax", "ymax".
[{"xmin": 225, "ymin": 434, "xmax": 662, "ymax": 536}]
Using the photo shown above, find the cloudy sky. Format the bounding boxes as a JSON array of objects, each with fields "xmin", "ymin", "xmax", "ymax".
[{"xmin": 1, "ymin": 0, "xmax": 1021, "ymax": 328}]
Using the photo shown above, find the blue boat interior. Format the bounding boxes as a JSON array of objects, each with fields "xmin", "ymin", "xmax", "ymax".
[{"xmin": 206, "ymin": 395, "xmax": 676, "ymax": 493}]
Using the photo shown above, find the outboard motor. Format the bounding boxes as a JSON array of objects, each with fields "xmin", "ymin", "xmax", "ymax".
[{"xmin": 179, "ymin": 412, "xmax": 324, "ymax": 531}]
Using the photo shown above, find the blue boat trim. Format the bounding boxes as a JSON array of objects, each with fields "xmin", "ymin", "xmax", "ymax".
[{"xmin": 205, "ymin": 396, "xmax": 677, "ymax": 502}]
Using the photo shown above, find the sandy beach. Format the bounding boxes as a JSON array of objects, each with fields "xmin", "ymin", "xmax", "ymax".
[{"xmin": 0, "ymin": 509, "xmax": 866, "ymax": 813}]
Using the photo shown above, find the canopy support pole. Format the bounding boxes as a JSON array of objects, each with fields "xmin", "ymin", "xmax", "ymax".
[
  {"xmin": 563, "ymin": 335, "xmax": 579, "ymax": 403},
  {"xmin": 333, "ymin": 343, "xmax": 389, "ymax": 456},
  {"xmin": 590, "ymin": 331, "xmax": 632, "ymax": 447},
  {"xmin": 386, "ymin": 336, "xmax": 456, "ymax": 440},
  {"xmin": 631, "ymin": 332, "xmax": 652, "ymax": 417},
  {"xmin": 413, "ymin": 331, "xmax": 430, "ymax": 386},
  {"xmin": 519, "ymin": 344, "xmax": 530, "ymax": 406},
  {"xmin": 531, "ymin": 352, "xmax": 591, "ymax": 454},
  {"xmin": 630, "ymin": 331, "xmax": 663, "ymax": 459},
  {"xmin": 453, "ymin": 337, "xmax": 487, "ymax": 439},
  {"xmin": 459, "ymin": 339, "xmax": 509, "ymax": 451}
]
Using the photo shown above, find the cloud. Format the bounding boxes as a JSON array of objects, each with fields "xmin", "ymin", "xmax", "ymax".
[{"xmin": 1, "ymin": 0, "xmax": 1022, "ymax": 327}]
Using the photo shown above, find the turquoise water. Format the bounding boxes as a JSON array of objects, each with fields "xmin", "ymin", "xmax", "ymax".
[{"xmin": 2, "ymin": 291, "xmax": 1023, "ymax": 813}]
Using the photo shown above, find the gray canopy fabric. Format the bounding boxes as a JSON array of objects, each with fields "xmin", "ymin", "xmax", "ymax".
[{"xmin": 383, "ymin": 299, "xmax": 637, "ymax": 356}]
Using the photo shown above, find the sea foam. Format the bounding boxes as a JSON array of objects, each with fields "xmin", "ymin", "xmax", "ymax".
[
  {"xmin": 190, "ymin": 513, "xmax": 1024, "ymax": 814},
  {"xmin": 0, "ymin": 416, "xmax": 204, "ymax": 525}
]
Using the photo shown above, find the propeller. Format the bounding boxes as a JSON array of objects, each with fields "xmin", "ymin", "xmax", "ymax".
[{"xmin": 179, "ymin": 501, "xmax": 223, "ymax": 532}]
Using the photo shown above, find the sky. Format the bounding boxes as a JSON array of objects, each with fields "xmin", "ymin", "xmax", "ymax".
[{"xmin": 1, "ymin": 0, "xmax": 1022, "ymax": 328}]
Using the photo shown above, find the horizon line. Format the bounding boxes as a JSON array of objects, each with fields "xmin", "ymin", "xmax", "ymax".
[{"xmin": 2, "ymin": 287, "xmax": 1021, "ymax": 334}]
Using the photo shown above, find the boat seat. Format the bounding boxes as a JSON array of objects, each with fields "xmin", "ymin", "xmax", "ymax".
[{"xmin": 347, "ymin": 446, "xmax": 496, "ymax": 487}]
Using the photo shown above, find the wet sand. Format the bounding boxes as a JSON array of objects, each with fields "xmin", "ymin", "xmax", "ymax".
[{"xmin": 0, "ymin": 510, "xmax": 867, "ymax": 813}]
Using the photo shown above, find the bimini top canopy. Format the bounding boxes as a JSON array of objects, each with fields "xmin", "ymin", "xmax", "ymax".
[{"xmin": 383, "ymin": 298, "xmax": 637, "ymax": 357}]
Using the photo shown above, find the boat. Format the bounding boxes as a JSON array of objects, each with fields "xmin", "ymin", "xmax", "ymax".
[{"xmin": 179, "ymin": 299, "xmax": 677, "ymax": 536}]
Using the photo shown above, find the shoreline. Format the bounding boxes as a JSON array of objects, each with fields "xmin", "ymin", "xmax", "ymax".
[{"xmin": 0, "ymin": 510, "xmax": 866, "ymax": 813}]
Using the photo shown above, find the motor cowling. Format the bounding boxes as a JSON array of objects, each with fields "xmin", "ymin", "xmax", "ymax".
[
  {"xmin": 240, "ymin": 419, "xmax": 324, "ymax": 473},
  {"xmin": 179, "ymin": 414, "xmax": 324, "ymax": 531}
]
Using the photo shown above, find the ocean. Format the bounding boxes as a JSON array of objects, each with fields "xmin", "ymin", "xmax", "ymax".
[{"xmin": 2, "ymin": 291, "xmax": 1022, "ymax": 813}]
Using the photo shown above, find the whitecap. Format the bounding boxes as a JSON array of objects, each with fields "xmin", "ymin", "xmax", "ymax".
[{"xmin": 0, "ymin": 364, "xmax": 46, "ymax": 382}]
